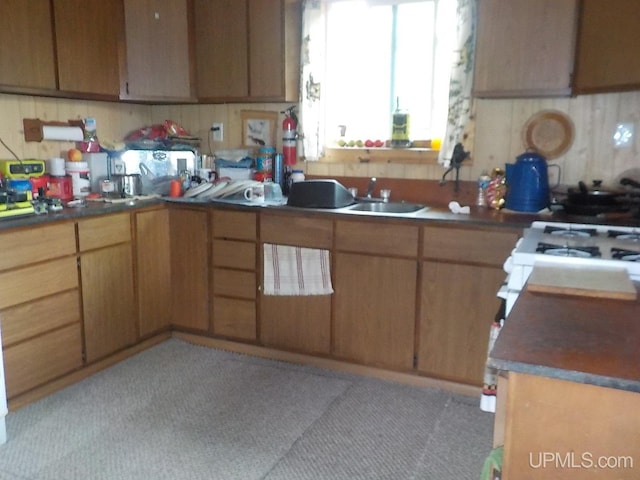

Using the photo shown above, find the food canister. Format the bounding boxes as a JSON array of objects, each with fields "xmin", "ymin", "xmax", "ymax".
[
  {"xmin": 256, "ymin": 146, "xmax": 275, "ymax": 173},
  {"xmin": 48, "ymin": 175, "xmax": 73, "ymax": 200},
  {"xmin": 65, "ymin": 161, "xmax": 91, "ymax": 198},
  {"xmin": 48, "ymin": 157, "xmax": 66, "ymax": 177}
]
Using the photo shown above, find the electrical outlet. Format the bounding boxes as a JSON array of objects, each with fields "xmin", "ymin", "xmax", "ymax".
[{"xmin": 211, "ymin": 123, "xmax": 223, "ymax": 142}]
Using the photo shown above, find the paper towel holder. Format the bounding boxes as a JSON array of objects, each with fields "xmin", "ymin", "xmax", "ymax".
[{"xmin": 23, "ymin": 118, "xmax": 85, "ymax": 142}]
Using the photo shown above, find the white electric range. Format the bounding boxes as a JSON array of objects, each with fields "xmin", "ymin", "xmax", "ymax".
[{"xmin": 502, "ymin": 220, "xmax": 640, "ymax": 315}]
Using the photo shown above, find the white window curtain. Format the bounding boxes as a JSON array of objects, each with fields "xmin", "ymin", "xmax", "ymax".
[
  {"xmin": 438, "ymin": 0, "xmax": 476, "ymax": 167},
  {"xmin": 298, "ymin": 0, "xmax": 477, "ymax": 164}
]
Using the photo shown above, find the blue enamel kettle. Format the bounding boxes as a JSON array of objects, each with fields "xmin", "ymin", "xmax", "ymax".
[{"xmin": 505, "ymin": 150, "xmax": 559, "ymax": 212}]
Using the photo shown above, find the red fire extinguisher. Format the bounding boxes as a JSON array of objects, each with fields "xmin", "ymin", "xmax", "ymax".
[{"xmin": 282, "ymin": 106, "xmax": 298, "ymax": 166}]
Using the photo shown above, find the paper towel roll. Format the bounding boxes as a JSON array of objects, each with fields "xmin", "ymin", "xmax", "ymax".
[{"xmin": 42, "ymin": 125, "xmax": 84, "ymax": 142}]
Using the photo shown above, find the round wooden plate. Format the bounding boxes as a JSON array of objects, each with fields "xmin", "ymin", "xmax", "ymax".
[{"xmin": 521, "ymin": 110, "xmax": 575, "ymax": 160}]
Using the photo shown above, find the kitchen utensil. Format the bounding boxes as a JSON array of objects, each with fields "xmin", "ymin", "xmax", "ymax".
[
  {"xmin": 504, "ymin": 150, "xmax": 560, "ymax": 212},
  {"xmin": 111, "ymin": 174, "xmax": 142, "ymax": 197},
  {"xmin": 521, "ymin": 110, "xmax": 574, "ymax": 160},
  {"xmin": 567, "ymin": 180, "xmax": 624, "ymax": 205}
]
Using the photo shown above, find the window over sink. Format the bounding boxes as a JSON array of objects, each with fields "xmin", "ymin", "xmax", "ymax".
[{"xmin": 300, "ymin": 0, "xmax": 458, "ymax": 161}]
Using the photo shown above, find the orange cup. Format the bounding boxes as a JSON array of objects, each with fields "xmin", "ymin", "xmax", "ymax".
[{"xmin": 169, "ymin": 179, "xmax": 182, "ymax": 197}]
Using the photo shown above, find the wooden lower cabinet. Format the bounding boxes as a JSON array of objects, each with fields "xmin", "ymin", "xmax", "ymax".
[
  {"xmin": 333, "ymin": 252, "xmax": 417, "ymax": 370},
  {"xmin": 136, "ymin": 208, "xmax": 171, "ymax": 337},
  {"xmin": 258, "ymin": 212, "xmax": 333, "ymax": 355},
  {"xmin": 210, "ymin": 210, "xmax": 257, "ymax": 341},
  {"xmin": 4, "ymin": 323, "xmax": 83, "ymax": 398},
  {"xmin": 170, "ymin": 208, "xmax": 209, "ymax": 331},
  {"xmin": 418, "ymin": 224, "xmax": 519, "ymax": 385},
  {"xmin": 500, "ymin": 373, "xmax": 640, "ymax": 479},
  {"xmin": 81, "ymin": 243, "xmax": 137, "ymax": 363},
  {"xmin": 418, "ymin": 261, "xmax": 505, "ymax": 385},
  {"xmin": 0, "ymin": 221, "xmax": 82, "ymax": 400},
  {"xmin": 2, "ymin": 290, "xmax": 83, "ymax": 399},
  {"xmin": 260, "ymin": 296, "xmax": 331, "ymax": 355}
]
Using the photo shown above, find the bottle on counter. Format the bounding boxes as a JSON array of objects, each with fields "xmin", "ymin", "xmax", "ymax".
[{"xmin": 477, "ymin": 171, "xmax": 491, "ymax": 207}]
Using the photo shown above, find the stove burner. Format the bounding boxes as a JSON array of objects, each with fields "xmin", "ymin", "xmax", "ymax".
[
  {"xmin": 611, "ymin": 247, "xmax": 640, "ymax": 262},
  {"xmin": 536, "ymin": 242, "xmax": 602, "ymax": 258},
  {"xmin": 544, "ymin": 226, "xmax": 598, "ymax": 237},
  {"xmin": 608, "ymin": 229, "xmax": 640, "ymax": 241}
]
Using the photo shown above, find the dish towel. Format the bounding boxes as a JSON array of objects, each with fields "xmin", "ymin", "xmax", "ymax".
[{"xmin": 263, "ymin": 243, "xmax": 333, "ymax": 296}]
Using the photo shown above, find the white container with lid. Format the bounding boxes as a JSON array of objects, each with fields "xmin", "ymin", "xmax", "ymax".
[
  {"xmin": 65, "ymin": 161, "xmax": 91, "ymax": 198},
  {"xmin": 291, "ymin": 170, "xmax": 305, "ymax": 183}
]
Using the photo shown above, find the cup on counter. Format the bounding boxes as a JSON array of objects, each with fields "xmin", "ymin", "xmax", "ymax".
[
  {"xmin": 380, "ymin": 189, "xmax": 391, "ymax": 202},
  {"xmin": 243, "ymin": 183, "xmax": 265, "ymax": 203},
  {"xmin": 169, "ymin": 179, "xmax": 182, "ymax": 197},
  {"xmin": 348, "ymin": 187, "xmax": 358, "ymax": 198}
]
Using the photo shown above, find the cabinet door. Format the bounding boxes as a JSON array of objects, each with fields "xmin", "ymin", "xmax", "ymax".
[
  {"xmin": 53, "ymin": 0, "xmax": 124, "ymax": 98},
  {"xmin": 259, "ymin": 213, "xmax": 333, "ymax": 355},
  {"xmin": 170, "ymin": 208, "xmax": 209, "ymax": 331},
  {"xmin": 0, "ymin": 0, "xmax": 56, "ymax": 91},
  {"xmin": 473, "ymin": 0, "xmax": 577, "ymax": 97},
  {"xmin": 122, "ymin": 0, "xmax": 194, "ymax": 101},
  {"xmin": 81, "ymin": 243, "xmax": 137, "ymax": 363},
  {"xmin": 136, "ymin": 209, "xmax": 171, "ymax": 337},
  {"xmin": 4, "ymin": 324, "xmax": 83, "ymax": 399},
  {"xmin": 195, "ymin": 0, "xmax": 248, "ymax": 99},
  {"xmin": 418, "ymin": 261, "xmax": 505, "ymax": 386},
  {"xmin": 333, "ymin": 252, "xmax": 417, "ymax": 370},
  {"xmin": 248, "ymin": 0, "xmax": 283, "ymax": 99},
  {"xmin": 573, "ymin": 0, "xmax": 640, "ymax": 94}
]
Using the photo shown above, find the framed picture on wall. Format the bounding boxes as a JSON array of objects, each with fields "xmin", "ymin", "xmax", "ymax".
[{"xmin": 241, "ymin": 110, "xmax": 278, "ymax": 147}]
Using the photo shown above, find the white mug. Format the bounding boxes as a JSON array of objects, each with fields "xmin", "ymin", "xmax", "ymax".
[{"xmin": 243, "ymin": 183, "xmax": 265, "ymax": 203}]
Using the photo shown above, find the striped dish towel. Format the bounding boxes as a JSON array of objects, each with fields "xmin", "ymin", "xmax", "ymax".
[{"xmin": 263, "ymin": 244, "xmax": 333, "ymax": 296}]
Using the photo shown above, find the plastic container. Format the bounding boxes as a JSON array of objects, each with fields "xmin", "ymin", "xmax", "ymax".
[
  {"xmin": 48, "ymin": 157, "xmax": 66, "ymax": 177},
  {"xmin": 65, "ymin": 161, "xmax": 91, "ymax": 198},
  {"xmin": 291, "ymin": 170, "xmax": 305, "ymax": 183},
  {"xmin": 256, "ymin": 146, "xmax": 276, "ymax": 172},
  {"xmin": 48, "ymin": 175, "xmax": 73, "ymax": 200}
]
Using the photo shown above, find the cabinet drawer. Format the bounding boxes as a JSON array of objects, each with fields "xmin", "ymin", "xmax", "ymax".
[
  {"xmin": 77, "ymin": 213, "xmax": 131, "ymax": 251},
  {"xmin": 212, "ymin": 210, "xmax": 257, "ymax": 240},
  {"xmin": 0, "ymin": 257, "xmax": 78, "ymax": 310},
  {"xmin": 1, "ymin": 290, "xmax": 81, "ymax": 347},
  {"xmin": 4, "ymin": 323, "xmax": 83, "ymax": 398},
  {"xmin": 212, "ymin": 240, "xmax": 256, "ymax": 270},
  {"xmin": 212, "ymin": 269, "xmax": 256, "ymax": 299},
  {"xmin": 212, "ymin": 297, "xmax": 256, "ymax": 340},
  {"xmin": 261, "ymin": 214, "xmax": 333, "ymax": 248},
  {"xmin": 422, "ymin": 226, "xmax": 519, "ymax": 266},
  {"xmin": 336, "ymin": 220, "xmax": 419, "ymax": 257},
  {"xmin": 0, "ymin": 222, "xmax": 76, "ymax": 272}
]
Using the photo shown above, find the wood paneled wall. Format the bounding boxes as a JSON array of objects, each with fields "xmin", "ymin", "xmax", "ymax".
[
  {"xmin": 0, "ymin": 94, "xmax": 151, "ymax": 160},
  {"xmin": 3, "ymin": 91, "xmax": 639, "ymax": 188}
]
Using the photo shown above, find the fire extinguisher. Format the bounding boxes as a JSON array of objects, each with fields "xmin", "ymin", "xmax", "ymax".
[{"xmin": 282, "ymin": 106, "xmax": 298, "ymax": 166}]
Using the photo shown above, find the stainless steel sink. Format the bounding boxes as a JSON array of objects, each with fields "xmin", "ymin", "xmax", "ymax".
[{"xmin": 346, "ymin": 201, "xmax": 426, "ymax": 214}]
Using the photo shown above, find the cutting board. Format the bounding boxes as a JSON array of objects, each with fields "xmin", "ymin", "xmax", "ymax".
[{"xmin": 526, "ymin": 264, "xmax": 637, "ymax": 300}]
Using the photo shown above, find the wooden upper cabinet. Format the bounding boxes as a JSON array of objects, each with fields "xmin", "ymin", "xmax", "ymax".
[
  {"xmin": 573, "ymin": 0, "xmax": 640, "ymax": 94},
  {"xmin": 122, "ymin": 0, "xmax": 195, "ymax": 102},
  {"xmin": 473, "ymin": 0, "xmax": 578, "ymax": 98},
  {"xmin": 53, "ymin": 0, "xmax": 124, "ymax": 98},
  {"xmin": 195, "ymin": 0, "xmax": 248, "ymax": 99},
  {"xmin": 0, "ymin": 0, "xmax": 56, "ymax": 91},
  {"xmin": 195, "ymin": 0, "xmax": 301, "ymax": 102}
]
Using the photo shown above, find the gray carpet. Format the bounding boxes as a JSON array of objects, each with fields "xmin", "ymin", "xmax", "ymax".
[{"xmin": 0, "ymin": 339, "xmax": 494, "ymax": 480}]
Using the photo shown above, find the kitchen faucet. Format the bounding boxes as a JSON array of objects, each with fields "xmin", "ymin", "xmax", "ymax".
[
  {"xmin": 439, "ymin": 143, "xmax": 470, "ymax": 192},
  {"xmin": 365, "ymin": 177, "xmax": 377, "ymax": 198}
]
